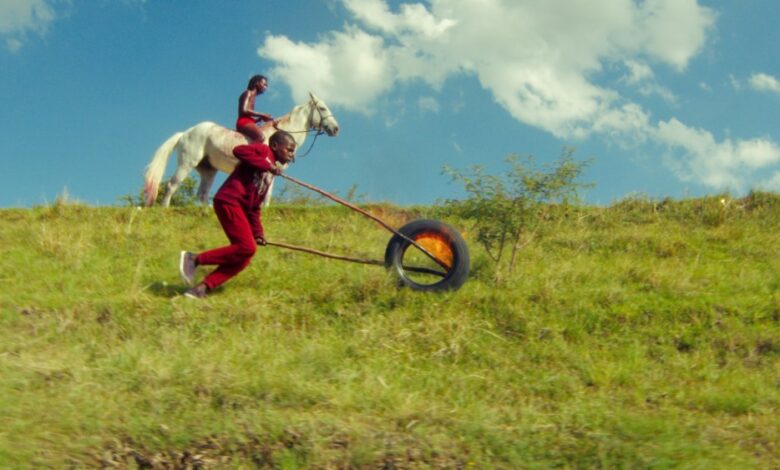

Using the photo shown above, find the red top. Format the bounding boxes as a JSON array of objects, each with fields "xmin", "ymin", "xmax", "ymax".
[{"xmin": 214, "ymin": 142, "xmax": 277, "ymax": 239}]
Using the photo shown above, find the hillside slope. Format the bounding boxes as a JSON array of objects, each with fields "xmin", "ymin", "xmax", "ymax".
[{"xmin": 1, "ymin": 197, "xmax": 779, "ymax": 467}]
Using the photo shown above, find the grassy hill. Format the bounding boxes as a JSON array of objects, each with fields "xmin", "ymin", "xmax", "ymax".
[{"xmin": 1, "ymin": 195, "xmax": 779, "ymax": 468}]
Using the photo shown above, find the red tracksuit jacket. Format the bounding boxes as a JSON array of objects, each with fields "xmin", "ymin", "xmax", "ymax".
[{"xmin": 213, "ymin": 142, "xmax": 277, "ymax": 240}]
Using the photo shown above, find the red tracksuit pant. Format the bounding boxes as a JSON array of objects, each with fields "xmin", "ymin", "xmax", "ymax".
[{"xmin": 196, "ymin": 200, "xmax": 257, "ymax": 290}]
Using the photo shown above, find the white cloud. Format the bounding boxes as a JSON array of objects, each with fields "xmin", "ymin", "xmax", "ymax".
[
  {"xmin": 0, "ymin": 0, "xmax": 57, "ymax": 52},
  {"xmin": 261, "ymin": 0, "xmax": 714, "ymax": 137},
  {"xmin": 639, "ymin": 84, "xmax": 677, "ymax": 104},
  {"xmin": 621, "ymin": 59, "xmax": 677, "ymax": 104},
  {"xmin": 6, "ymin": 37, "xmax": 23, "ymax": 52},
  {"xmin": 632, "ymin": 0, "xmax": 717, "ymax": 71},
  {"xmin": 417, "ymin": 96, "xmax": 439, "ymax": 114},
  {"xmin": 260, "ymin": 0, "xmax": 780, "ymax": 192},
  {"xmin": 623, "ymin": 59, "xmax": 653, "ymax": 84},
  {"xmin": 749, "ymin": 73, "xmax": 780, "ymax": 95},
  {"xmin": 729, "ymin": 74, "xmax": 742, "ymax": 91},
  {"xmin": 342, "ymin": 0, "xmax": 456, "ymax": 38},
  {"xmin": 259, "ymin": 27, "xmax": 393, "ymax": 113},
  {"xmin": 655, "ymin": 119, "xmax": 780, "ymax": 190}
]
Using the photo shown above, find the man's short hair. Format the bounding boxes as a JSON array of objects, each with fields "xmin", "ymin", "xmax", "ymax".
[
  {"xmin": 270, "ymin": 130, "xmax": 294, "ymax": 146},
  {"xmin": 247, "ymin": 74, "xmax": 267, "ymax": 90}
]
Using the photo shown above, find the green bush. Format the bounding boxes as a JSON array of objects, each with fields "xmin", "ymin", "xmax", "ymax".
[{"xmin": 441, "ymin": 147, "xmax": 591, "ymax": 281}]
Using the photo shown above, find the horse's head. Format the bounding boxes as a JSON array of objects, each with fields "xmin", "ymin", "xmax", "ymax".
[{"xmin": 308, "ymin": 92, "xmax": 340, "ymax": 136}]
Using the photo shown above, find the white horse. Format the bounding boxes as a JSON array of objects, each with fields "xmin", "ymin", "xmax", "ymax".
[{"xmin": 144, "ymin": 93, "xmax": 340, "ymax": 207}]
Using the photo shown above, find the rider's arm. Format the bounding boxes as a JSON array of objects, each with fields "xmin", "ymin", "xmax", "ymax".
[{"xmin": 239, "ymin": 90, "xmax": 273, "ymax": 122}]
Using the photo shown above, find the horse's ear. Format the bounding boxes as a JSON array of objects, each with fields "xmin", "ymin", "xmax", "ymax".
[{"xmin": 309, "ymin": 92, "xmax": 316, "ymax": 101}]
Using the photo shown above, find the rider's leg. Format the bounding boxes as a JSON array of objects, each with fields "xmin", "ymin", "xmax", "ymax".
[{"xmin": 237, "ymin": 123, "xmax": 264, "ymax": 142}]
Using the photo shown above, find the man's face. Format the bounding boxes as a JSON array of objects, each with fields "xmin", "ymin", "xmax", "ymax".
[
  {"xmin": 273, "ymin": 139, "xmax": 296, "ymax": 164},
  {"xmin": 255, "ymin": 78, "xmax": 268, "ymax": 94}
]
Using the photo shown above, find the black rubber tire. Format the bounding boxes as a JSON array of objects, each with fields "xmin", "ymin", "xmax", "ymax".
[{"xmin": 384, "ymin": 219, "xmax": 470, "ymax": 292}]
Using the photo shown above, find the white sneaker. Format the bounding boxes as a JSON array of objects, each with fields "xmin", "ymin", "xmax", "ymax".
[
  {"xmin": 179, "ymin": 251, "xmax": 197, "ymax": 286},
  {"xmin": 184, "ymin": 284, "xmax": 207, "ymax": 299}
]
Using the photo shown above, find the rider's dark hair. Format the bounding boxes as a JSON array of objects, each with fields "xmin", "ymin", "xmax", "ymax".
[
  {"xmin": 270, "ymin": 130, "xmax": 294, "ymax": 146},
  {"xmin": 247, "ymin": 74, "xmax": 268, "ymax": 90}
]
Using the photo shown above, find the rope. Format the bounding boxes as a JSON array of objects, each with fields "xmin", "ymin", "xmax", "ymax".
[
  {"xmin": 265, "ymin": 241, "xmax": 446, "ymax": 277},
  {"xmin": 278, "ymin": 173, "xmax": 451, "ymax": 271}
]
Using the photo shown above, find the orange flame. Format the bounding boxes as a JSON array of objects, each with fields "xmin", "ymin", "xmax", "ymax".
[{"xmin": 414, "ymin": 231, "xmax": 453, "ymax": 269}]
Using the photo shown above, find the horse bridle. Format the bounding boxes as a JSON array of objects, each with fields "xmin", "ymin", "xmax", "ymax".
[
  {"xmin": 295, "ymin": 95, "xmax": 335, "ymax": 159},
  {"xmin": 308, "ymin": 95, "xmax": 335, "ymax": 133},
  {"xmin": 271, "ymin": 96, "xmax": 334, "ymax": 160}
]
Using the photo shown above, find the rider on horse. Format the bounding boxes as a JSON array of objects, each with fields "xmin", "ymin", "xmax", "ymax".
[{"xmin": 236, "ymin": 75, "xmax": 274, "ymax": 142}]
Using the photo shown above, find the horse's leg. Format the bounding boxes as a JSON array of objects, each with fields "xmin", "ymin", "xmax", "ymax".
[
  {"xmin": 196, "ymin": 159, "xmax": 217, "ymax": 206},
  {"xmin": 162, "ymin": 134, "xmax": 208, "ymax": 207},
  {"xmin": 161, "ymin": 163, "xmax": 194, "ymax": 207}
]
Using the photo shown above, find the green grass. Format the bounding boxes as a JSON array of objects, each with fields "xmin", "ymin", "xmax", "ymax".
[{"xmin": 1, "ymin": 195, "xmax": 779, "ymax": 468}]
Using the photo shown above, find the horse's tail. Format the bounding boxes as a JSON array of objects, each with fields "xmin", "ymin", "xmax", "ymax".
[{"xmin": 144, "ymin": 131, "xmax": 184, "ymax": 206}]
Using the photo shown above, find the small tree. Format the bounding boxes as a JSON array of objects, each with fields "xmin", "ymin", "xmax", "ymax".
[{"xmin": 442, "ymin": 148, "xmax": 591, "ymax": 281}]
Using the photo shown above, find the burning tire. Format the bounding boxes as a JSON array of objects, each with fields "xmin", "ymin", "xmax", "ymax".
[{"xmin": 384, "ymin": 219, "xmax": 470, "ymax": 292}]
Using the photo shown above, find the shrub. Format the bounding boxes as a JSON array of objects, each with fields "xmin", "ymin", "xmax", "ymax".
[{"xmin": 441, "ymin": 148, "xmax": 591, "ymax": 281}]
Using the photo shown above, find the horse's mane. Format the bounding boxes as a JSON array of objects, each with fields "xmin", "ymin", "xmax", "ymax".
[{"xmin": 258, "ymin": 109, "xmax": 294, "ymax": 135}]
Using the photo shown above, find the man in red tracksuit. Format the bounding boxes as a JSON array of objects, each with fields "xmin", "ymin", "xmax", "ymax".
[{"xmin": 179, "ymin": 130, "xmax": 296, "ymax": 299}]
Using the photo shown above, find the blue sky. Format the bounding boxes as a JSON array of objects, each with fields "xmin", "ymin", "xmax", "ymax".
[{"xmin": 1, "ymin": 0, "xmax": 779, "ymax": 207}]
